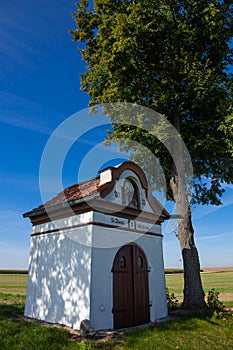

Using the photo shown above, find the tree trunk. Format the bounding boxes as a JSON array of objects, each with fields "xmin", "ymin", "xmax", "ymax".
[{"xmin": 170, "ymin": 174, "xmax": 206, "ymax": 310}]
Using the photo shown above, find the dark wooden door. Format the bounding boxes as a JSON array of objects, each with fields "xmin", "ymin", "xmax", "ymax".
[{"xmin": 112, "ymin": 244, "xmax": 150, "ymax": 329}]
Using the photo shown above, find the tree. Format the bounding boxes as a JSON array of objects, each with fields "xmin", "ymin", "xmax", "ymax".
[{"xmin": 71, "ymin": 0, "xmax": 233, "ymax": 309}]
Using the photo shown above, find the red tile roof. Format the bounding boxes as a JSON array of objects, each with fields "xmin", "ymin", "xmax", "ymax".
[
  {"xmin": 35, "ymin": 177, "xmax": 101, "ymax": 211},
  {"xmin": 24, "ymin": 162, "xmax": 169, "ymax": 221}
]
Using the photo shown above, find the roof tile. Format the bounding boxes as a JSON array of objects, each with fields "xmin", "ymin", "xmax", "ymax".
[{"xmin": 35, "ymin": 177, "xmax": 100, "ymax": 211}]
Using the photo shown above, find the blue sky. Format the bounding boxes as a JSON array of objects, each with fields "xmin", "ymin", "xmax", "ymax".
[{"xmin": 0, "ymin": 0, "xmax": 232, "ymax": 269}]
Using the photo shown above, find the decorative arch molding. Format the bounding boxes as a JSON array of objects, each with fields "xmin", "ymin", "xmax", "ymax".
[
  {"xmin": 99, "ymin": 161, "xmax": 148, "ymax": 199},
  {"xmin": 99, "ymin": 161, "xmax": 169, "ymax": 220}
]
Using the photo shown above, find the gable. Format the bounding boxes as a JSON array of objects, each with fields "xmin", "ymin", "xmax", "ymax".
[
  {"xmin": 99, "ymin": 162, "xmax": 168, "ymax": 219},
  {"xmin": 23, "ymin": 161, "xmax": 169, "ymax": 225}
]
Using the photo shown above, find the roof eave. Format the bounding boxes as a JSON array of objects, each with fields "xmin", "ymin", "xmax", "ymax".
[{"xmin": 23, "ymin": 193, "xmax": 98, "ymax": 219}]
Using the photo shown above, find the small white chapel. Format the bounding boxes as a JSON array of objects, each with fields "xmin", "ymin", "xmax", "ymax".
[{"xmin": 23, "ymin": 161, "xmax": 169, "ymax": 330}]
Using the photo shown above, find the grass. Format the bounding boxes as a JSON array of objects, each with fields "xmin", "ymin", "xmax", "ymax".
[
  {"xmin": 0, "ymin": 274, "xmax": 28, "ymax": 295},
  {"xmin": 0, "ymin": 293, "xmax": 81, "ymax": 350},
  {"xmin": 124, "ymin": 317, "xmax": 233, "ymax": 350},
  {"xmin": 0, "ymin": 272, "xmax": 232, "ymax": 349},
  {"xmin": 165, "ymin": 271, "xmax": 233, "ymax": 307}
]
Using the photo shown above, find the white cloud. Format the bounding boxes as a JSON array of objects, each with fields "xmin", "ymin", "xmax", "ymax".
[
  {"xmin": 193, "ymin": 194, "xmax": 233, "ymax": 220},
  {"xmin": 196, "ymin": 232, "xmax": 232, "ymax": 241},
  {"xmin": 0, "ymin": 91, "xmax": 61, "ymax": 134}
]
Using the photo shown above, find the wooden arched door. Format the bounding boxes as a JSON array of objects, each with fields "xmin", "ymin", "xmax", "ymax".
[{"xmin": 112, "ymin": 244, "xmax": 150, "ymax": 329}]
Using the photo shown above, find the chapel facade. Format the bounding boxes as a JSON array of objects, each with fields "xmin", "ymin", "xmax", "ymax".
[{"xmin": 24, "ymin": 162, "xmax": 169, "ymax": 330}]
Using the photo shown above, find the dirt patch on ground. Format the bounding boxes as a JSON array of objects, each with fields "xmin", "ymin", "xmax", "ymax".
[
  {"xmin": 0, "ymin": 288, "xmax": 26, "ymax": 295},
  {"xmin": 202, "ymin": 267, "xmax": 233, "ymax": 273},
  {"xmin": 21, "ymin": 316, "xmax": 125, "ymax": 345},
  {"xmin": 219, "ymin": 293, "xmax": 233, "ymax": 302},
  {"xmin": 170, "ymin": 292, "xmax": 233, "ymax": 304}
]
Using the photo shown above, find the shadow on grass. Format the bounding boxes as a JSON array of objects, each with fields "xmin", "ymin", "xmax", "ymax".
[
  {"xmin": 0, "ymin": 303, "xmax": 24, "ymax": 320},
  {"xmin": 122, "ymin": 311, "xmax": 227, "ymax": 345},
  {"xmin": 1, "ymin": 297, "xmax": 231, "ymax": 350},
  {"xmin": 0, "ymin": 301, "xmax": 122, "ymax": 350},
  {"xmin": 0, "ymin": 303, "xmax": 73, "ymax": 350}
]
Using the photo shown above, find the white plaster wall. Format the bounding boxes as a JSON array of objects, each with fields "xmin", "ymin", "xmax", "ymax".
[
  {"xmin": 25, "ymin": 211, "xmax": 167, "ymax": 331},
  {"xmin": 137, "ymin": 235, "xmax": 168, "ymax": 321},
  {"xmin": 25, "ymin": 228, "xmax": 92, "ymax": 329},
  {"xmin": 90, "ymin": 245, "xmax": 117, "ymax": 330},
  {"xmin": 90, "ymin": 225, "xmax": 167, "ymax": 330},
  {"xmin": 31, "ymin": 211, "xmax": 94, "ymax": 235}
]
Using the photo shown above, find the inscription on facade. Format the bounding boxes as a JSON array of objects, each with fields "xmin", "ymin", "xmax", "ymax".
[
  {"xmin": 136, "ymin": 222, "xmax": 151, "ymax": 231},
  {"xmin": 111, "ymin": 217, "xmax": 125, "ymax": 225}
]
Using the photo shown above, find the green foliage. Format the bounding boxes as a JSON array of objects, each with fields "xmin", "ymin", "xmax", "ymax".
[
  {"xmin": 71, "ymin": 0, "xmax": 233, "ymax": 205},
  {"xmin": 166, "ymin": 288, "xmax": 181, "ymax": 311},
  {"xmin": 79, "ymin": 343, "xmax": 93, "ymax": 350},
  {"xmin": 207, "ymin": 288, "xmax": 233, "ymax": 319},
  {"xmin": 207, "ymin": 288, "xmax": 225, "ymax": 311},
  {"xmin": 71, "ymin": 0, "xmax": 233, "ymax": 309}
]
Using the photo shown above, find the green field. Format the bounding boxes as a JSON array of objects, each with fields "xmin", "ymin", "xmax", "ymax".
[
  {"xmin": 0, "ymin": 274, "xmax": 28, "ymax": 295},
  {"xmin": 0, "ymin": 272, "xmax": 232, "ymax": 349},
  {"xmin": 166, "ymin": 270, "xmax": 233, "ymax": 307}
]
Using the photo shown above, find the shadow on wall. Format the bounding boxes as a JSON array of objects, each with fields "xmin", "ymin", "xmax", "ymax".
[{"xmin": 25, "ymin": 228, "xmax": 92, "ymax": 328}]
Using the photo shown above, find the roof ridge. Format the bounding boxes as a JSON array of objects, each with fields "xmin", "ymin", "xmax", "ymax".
[{"xmin": 64, "ymin": 175, "xmax": 100, "ymax": 190}]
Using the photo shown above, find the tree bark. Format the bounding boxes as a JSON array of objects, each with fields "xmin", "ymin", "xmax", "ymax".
[{"xmin": 170, "ymin": 174, "xmax": 206, "ymax": 310}]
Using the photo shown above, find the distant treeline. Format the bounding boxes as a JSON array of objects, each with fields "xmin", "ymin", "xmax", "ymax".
[
  {"xmin": 0, "ymin": 270, "xmax": 28, "ymax": 274},
  {"xmin": 165, "ymin": 269, "xmax": 184, "ymax": 274},
  {"xmin": 165, "ymin": 269, "xmax": 203, "ymax": 274}
]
